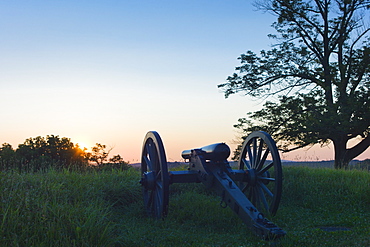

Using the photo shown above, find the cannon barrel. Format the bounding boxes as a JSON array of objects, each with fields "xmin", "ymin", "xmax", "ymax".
[
  {"xmin": 181, "ymin": 143, "xmax": 230, "ymax": 161},
  {"xmin": 141, "ymin": 131, "xmax": 285, "ymax": 240}
]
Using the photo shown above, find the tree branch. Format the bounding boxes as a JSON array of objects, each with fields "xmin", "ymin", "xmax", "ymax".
[{"xmin": 346, "ymin": 134, "xmax": 370, "ymax": 161}]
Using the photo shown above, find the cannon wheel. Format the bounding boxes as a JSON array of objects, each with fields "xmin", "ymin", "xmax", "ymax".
[
  {"xmin": 140, "ymin": 131, "xmax": 169, "ymax": 219},
  {"xmin": 238, "ymin": 131, "xmax": 283, "ymax": 216}
]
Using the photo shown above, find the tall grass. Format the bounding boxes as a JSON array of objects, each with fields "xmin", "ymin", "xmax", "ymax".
[
  {"xmin": 0, "ymin": 166, "xmax": 369, "ymax": 246},
  {"xmin": 278, "ymin": 167, "xmax": 370, "ymax": 246},
  {"xmin": 0, "ymin": 168, "xmax": 140, "ymax": 246}
]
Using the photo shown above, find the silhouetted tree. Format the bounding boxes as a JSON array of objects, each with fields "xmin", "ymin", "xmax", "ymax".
[
  {"xmin": 0, "ymin": 143, "xmax": 16, "ymax": 169},
  {"xmin": 0, "ymin": 143, "xmax": 15, "ymax": 159},
  {"xmin": 15, "ymin": 135, "xmax": 88, "ymax": 170},
  {"xmin": 109, "ymin": 154, "xmax": 124, "ymax": 163},
  {"xmin": 87, "ymin": 143, "xmax": 112, "ymax": 166},
  {"xmin": 219, "ymin": 0, "xmax": 370, "ymax": 169},
  {"xmin": 106, "ymin": 154, "xmax": 131, "ymax": 170},
  {"xmin": 0, "ymin": 135, "xmax": 129, "ymax": 172}
]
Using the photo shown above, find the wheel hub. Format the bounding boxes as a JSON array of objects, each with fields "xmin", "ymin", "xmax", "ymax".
[
  {"xmin": 140, "ymin": 171, "xmax": 156, "ymax": 190},
  {"xmin": 246, "ymin": 169, "xmax": 257, "ymax": 186}
]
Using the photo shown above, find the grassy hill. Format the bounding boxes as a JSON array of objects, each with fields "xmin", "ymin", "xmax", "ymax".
[{"xmin": 0, "ymin": 166, "xmax": 369, "ymax": 246}]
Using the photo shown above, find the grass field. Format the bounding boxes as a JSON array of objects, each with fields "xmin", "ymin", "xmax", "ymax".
[{"xmin": 0, "ymin": 165, "xmax": 369, "ymax": 246}]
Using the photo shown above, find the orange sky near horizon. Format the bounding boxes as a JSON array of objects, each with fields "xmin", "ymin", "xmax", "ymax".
[{"xmin": 1, "ymin": 1, "xmax": 368, "ymax": 164}]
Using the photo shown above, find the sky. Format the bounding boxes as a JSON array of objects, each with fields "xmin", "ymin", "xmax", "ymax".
[{"xmin": 1, "ymin": 0, "xmax": 369, "ymax": 163}]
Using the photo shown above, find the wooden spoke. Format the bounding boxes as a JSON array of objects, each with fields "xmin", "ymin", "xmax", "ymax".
[
  {"xmin": 256, "ymin": 148, "xmax": 270, "ymax": 171},
  {"xmin": 237, "ymin": 131, "xmax": 283, "ymax": 216}
]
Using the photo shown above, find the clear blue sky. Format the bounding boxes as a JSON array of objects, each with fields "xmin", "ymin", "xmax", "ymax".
[{"xmin": 1, "ymin": 0, "xmax": 368, "ymax": 162}]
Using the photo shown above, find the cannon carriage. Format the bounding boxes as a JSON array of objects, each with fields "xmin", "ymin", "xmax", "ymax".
[{"xmin": 139, "ymin": 131, "xmax": 286, "ymax": 239}]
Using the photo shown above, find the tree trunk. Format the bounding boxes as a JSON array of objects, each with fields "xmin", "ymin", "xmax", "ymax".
[
  {"xmin": 333, "ymin": 135, "xmax": 370, "ymax": 169},
  {"xmin": 333, "ymin": 137, "xmax": 350, "ymax": 169}
]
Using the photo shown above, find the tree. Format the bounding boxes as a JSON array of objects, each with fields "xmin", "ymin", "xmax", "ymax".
[
  {"xmin": 218, "ymin": 0, "xmax": 370, "ymax": 169},
  {"xmin": 0, "ymin": 135, "xmax": 128, "ymax": 172},
  {"xmin": 108, "ymin": 154, "xmax": 131, "ymax": 170},
  {"xmin": 109, "ymin": 154, "xmax": 124, "ymax": 163},
  {"xmin": 87, "ymin": 143, "xmax": 112, "ymax": 166},
  {"xmin": 15, "ymin": 135, "xmax": 88, "ymax": 170},
  {"xmin": 0, "ymin": 143, "xmax": 15, "ymax": 161}
]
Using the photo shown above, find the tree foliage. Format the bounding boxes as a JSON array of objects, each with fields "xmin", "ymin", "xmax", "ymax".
[
  {"xmin": 0, "ymin": 135, "xmax": 129, "ymax": 172},
  {"xmin": 16, "ymin": 135, "xmax": 86, "ymax": 165},
  {"xmin": 86, "ymin": 143, "xmax": 112, "ymax": 166},
  {"xmin": 219, "ymin": 0, "xmax": 370, "ymax": 168}
]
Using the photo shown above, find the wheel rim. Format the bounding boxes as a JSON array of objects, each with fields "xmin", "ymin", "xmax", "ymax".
[
  {"xmin": 140, "ymin": 131, "xmax": 169, "ymax": 219},
  {"xmin": 238, "ymin": 131, "xmax": 283, "ymax": 216}
]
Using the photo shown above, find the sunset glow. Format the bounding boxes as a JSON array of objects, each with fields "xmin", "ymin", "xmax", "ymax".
[
  {"xmin": 0, "ymin": 1, "xmax": 368, "ymax": 163},
  {"xmin": 76, "ymin": 143, "xmax": 90, "ymax": 152}
]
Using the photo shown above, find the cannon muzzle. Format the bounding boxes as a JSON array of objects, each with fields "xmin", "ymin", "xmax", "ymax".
[{"xmin": 182, "ymin": 143, "xmax": 230, "ymax": 161}]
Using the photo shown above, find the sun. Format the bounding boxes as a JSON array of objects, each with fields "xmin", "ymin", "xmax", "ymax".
[{"xmin": 76, "ymin": 142, "xmax": 90, "ymax": 152}]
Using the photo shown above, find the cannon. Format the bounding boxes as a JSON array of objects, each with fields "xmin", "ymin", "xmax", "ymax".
[{"xmin": 139, "ymin": 131, "xmax": 286, "ymax": 240}]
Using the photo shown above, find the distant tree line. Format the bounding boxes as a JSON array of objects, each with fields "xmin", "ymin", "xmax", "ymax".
[{"xmin": 0, "ymin": 135, "xmax": 130, "ymax": 172}]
